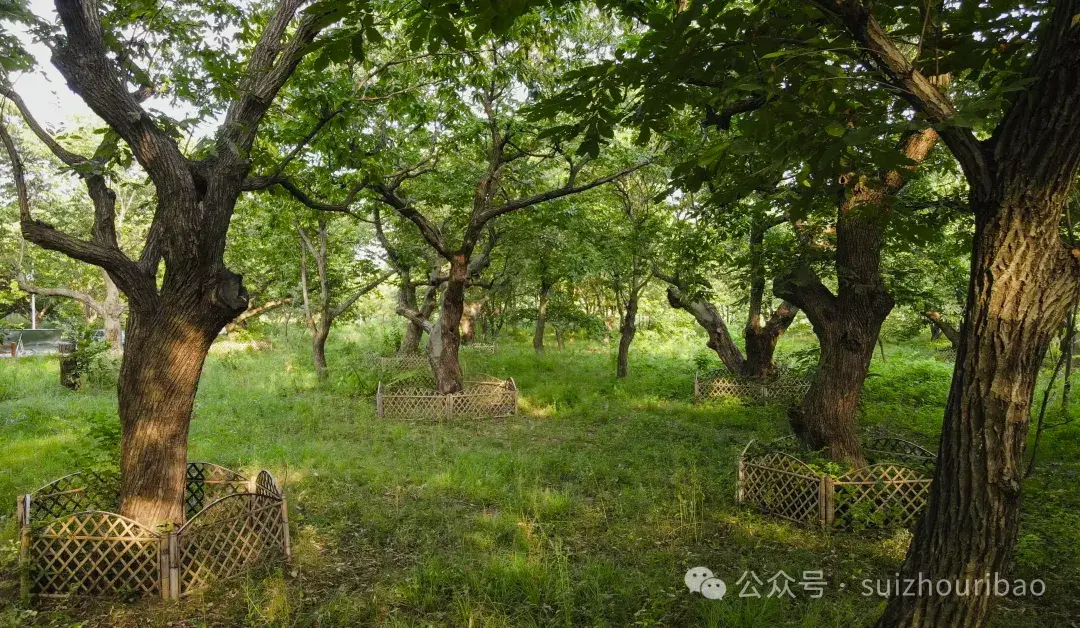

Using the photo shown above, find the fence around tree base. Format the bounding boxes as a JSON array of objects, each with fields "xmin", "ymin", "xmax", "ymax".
[
  {"xmin": 376, "ymin": 376, "xmax": 518, "ymax": 421},
  {"xmin": 15, "ymin": 462, "xmax": 290, "ymax": 600},
  {"xmin": 694, "ymin": 367, "xmax": 810, "ymax": 404},
  {"xmin": 736, "ymin": 436, "xmax": 935, "ymax": 530},
  {"xmin": 374, "ymin": 352, "xmax": 430, "ymax": 372}
]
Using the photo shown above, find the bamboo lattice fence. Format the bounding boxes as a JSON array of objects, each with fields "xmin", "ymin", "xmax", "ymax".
[
  {"xmin": 694, "ymin": 366, "xmax": 810, "ymax": 404},
  {"xmin": 376, "ymin": 375, "xmax": 518, "ymax": 421},
  {"xmin": 737, "ymin": 436, "xmax": 934, "ymax": 530},
  {"xmin": 16, "ymin": 463, "xmax": 290, "ymax": 600},
  {"xmin": 934, "ymin": 345, "xmax": 957, "ymax": 363},
  {"xmin": 374, "ymin": 352, "xmax": 430, "ymax": 372}
]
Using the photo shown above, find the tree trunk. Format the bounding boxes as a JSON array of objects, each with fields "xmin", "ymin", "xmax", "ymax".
[
  {"xmin": 878, "ymin": 199, "xmax": 1078, "ymax": 626},
  {"xmin": 534, "ymin": 280, "xmax": 551, "ymax": 354},
  {"xmin": 102, "ymin": 270, "xmax": 124, "ymax": 353},
  {"xmin": 788, "ymin": 315, "xmax": 881, "ymax": 465},
  {"xmin": 460, "ymin": 301, "xmax": 480, "ymax": 344},
  {"xmin": 743, "ymin": 302, "xmax": 799, "ymax": 377},
  {"xmin": 312, "ymin": 326, "xmax": 329, "ymax": 379},
  {"xmin": 398, "ymin": 271, "xmax": 424, "ymax": 354},
  {"xmin": 117, "ymin": 309, "xmax": 217, "ymax": 527},
  {"xmin": 430, "ymin": 255, "xmax": 466, "ymax": 394},
  {"xmin": 923, "ymin": 310, "xmax": 959, "ymax": 347},
  {"xmin": 664, "ymin": 285, "xmax": 746, "ymax": 373},
  {"xmin": 616, "ymin": 290, "xmax": 639, "ymax": 378}
]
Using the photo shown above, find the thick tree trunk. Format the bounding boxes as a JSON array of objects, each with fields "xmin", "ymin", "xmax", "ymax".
[
  {"xmin": 533, "ymin": 281, "xmax": 551, "ymax": 354},
  {"xmin": 878, "ymin": 200, "xmax": 1077, "ymax": 627},
  {"xmin": 743, "ymin": 302, "xmax": 798, "ymax": 377},
  {"xmin": 430, "ymin": 255, "xmax": 467, "ymax": 394},
  {"xmin": 789, "ymin": 314, "xmax": 883, "ymax": 465},
  {"xmin": 777, "ymin": 129, "xmax": 936, "ymax": 464},
  {"xmin": 616, "ymin": 290, "xmax": 639, "ymax": 378},
  {"xmin": 117, "ymin": 309, "xmax": 218, "ymax": 526},
  {"xmin": 923, "ymin": 310, "xmax": 959, "ymax": 347}
]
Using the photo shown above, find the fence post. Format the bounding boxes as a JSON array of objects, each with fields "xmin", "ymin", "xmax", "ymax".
[
  {"xmin": 279, "ymin": 496, "xmax": 292, "ymax": 560},
  {"xmin": 376, "ymin": 382, "xmax": 384, "ymax": 418},
  {"xmin": 819, "ymin": 475, "xmax": 835, "ymax": 528},
  {"xmin": 19, "ymin": 512, "xmax": 31, "ymax": 604},
  {"xmin": 444, "ymin": 393, "xmax": 453, "ymax": 422},
  {"xmin": 736, "ymin": 456, "xmax": 747, "ymax": 504},
  {"xmin": 168, "ymin": 531, "xmax": 181, "ymax": 599},
  {"xmin": 693, "ymin": 371, "xmax": 700, "ymax": 399},
  {"xmin": 159, "ymin": 533, "xmax": 171, "ymax": 600}
]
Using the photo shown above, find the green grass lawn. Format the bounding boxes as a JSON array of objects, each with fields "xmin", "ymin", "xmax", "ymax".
[{"xmin": 1, "ymin": 325, "xmax": 1077, "ymax": 626}]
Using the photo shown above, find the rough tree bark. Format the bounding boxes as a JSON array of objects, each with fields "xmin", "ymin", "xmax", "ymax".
[
  {"xmin": 808, "ymin": 0, "xmax": 1080, "ymax": 625},
  {"xmin": 775, "ymin": 127, "xmax": 940, "ymax": 465},
  {"xmin": 0, "ymin": 0, "xmax": 339, "ymax": 525}
]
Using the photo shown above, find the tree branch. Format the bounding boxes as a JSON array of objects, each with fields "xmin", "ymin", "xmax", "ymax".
[
  {"xmin": 477, "ymin": 161, "xmax": 650, "ymax": 225},
  {"xmin": 331, "ymin": 269, "xmax": 396, "ymax": 319},
  {"xmin": 0, "ymin": 118, "xmax": 155, "ymax": 305},
  {"xmin": 808, "ymin": 0, "xmax": 993, "ymax": 198}
]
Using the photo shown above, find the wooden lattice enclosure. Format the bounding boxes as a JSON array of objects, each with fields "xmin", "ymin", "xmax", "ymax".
[
  {"xmin": 462, "ymin": 343, "xmax": 497, "ymax": 354},
  {"xmin": 934, "ymin": 345, "xmax": 957, "ymax": 363},
  {"xmin": 376, "ymin": 376, "xmax": 518, "ymax": 421},
  {"xmin": 694, "ymin": 366, "xmax": 810, "ymax": 404},
  {"xmin": 737, "ymin": 436, "xmax": 934, "ymax": 530},
  {"xmin": 374, "ymin": 352, "xmax": 430, "ymax": 372},
  {"xmin": 16, "ymin": 463, "xmax": 289, "ymax": 600}
]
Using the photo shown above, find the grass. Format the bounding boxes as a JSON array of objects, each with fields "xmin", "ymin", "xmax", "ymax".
[{"xmin": 0, "ymin": 323, "xmax": 1077, "ymax": 626}]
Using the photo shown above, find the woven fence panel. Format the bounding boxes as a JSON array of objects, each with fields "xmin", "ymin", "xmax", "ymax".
[
  {"xmin": 741, "ymin": 453, "xmax": 821, "ymax": 525},
  {"xmin": 833, "ymin": 465, "xmax": 932, "ymax": 529},
  {"xmin": 185, "ymin": 462, "xmax": 248, "ymax": 519},
  {"xmin": 863, "ymin": 437, "xmax": 935, "ymax": 464},
  {"xmin": 378, "ymin": 379, "xmax": 518, "ymax": 421},
  {"xmin": 935, "ymin": 346, "xmax": 957, "ymax": 363},
  {"xmin": 376, "ymin": 353, "xmax": 430, "ymax": 372},
  {"xmin": 29, "ymin": 511, "xmax": 161, "ymax": 598},
  {"xmin": 28, "ymin": 471, "xmax": 120, "ymax": 523},
  {"xmin": 697, "ymin": 371, "xmax": 810, "ymax": 405},
  {"xmin": 176, "ymin": 493, "xmax": 285, "ymax": 594}
]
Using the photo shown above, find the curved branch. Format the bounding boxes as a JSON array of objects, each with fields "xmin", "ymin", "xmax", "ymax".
[{"xmin": 808, "ymin": 0, "xmax": 993, "ymax": 198}]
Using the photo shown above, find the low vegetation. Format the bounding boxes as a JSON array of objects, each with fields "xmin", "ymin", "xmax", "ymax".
[{"xmin": 1, "ymin": 324, "xmax": 1076, "ymax": 627}]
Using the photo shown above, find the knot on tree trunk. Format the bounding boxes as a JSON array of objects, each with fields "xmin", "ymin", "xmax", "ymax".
[{"xmin": 209, "ymin": 269, "xmax": 249, "ymax": 319}]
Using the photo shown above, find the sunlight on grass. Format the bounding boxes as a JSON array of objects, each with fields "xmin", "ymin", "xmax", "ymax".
[{"xmin": 0, "ymin": 327, "xmax": 1075, "ymax": 626}]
